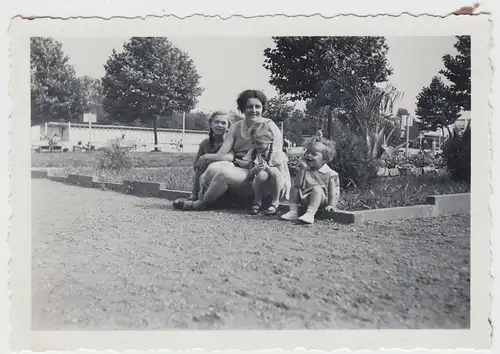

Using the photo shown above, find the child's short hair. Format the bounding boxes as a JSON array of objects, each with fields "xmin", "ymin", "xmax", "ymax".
[
  {"xmin": 304, "ymin": 136, "xmax": 336, "ymax": 162},
  {"xmin": 250, "ymin": 122, "xmax": 274, "ymax": 143}
]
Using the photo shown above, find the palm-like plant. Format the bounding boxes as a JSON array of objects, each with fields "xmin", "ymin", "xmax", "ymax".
[{"xmin": 323, "ymin": 71, "xmax": 404, "ymax": 159}]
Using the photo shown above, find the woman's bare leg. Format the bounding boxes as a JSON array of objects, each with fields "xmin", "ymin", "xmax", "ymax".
[{"xmin": 194, "ymin": 162, "xmax": 250, "ymax": 209}]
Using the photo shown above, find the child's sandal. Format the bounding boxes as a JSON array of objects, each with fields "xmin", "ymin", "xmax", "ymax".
[
  {"xmin": 263, "ymin": 205, "xmax": 278, "ymax": 216},
  {"xmin": 251, "ymin": 204, "xmax": 262, "ymax": 215}
]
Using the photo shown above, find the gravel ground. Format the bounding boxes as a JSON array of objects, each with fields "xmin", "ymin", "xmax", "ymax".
[{"xmin": 32, "ymin": 179, "xmax": 470, "ymax": 330}]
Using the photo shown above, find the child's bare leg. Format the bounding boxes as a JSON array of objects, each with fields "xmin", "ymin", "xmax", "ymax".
[
  {"xmin": 268, "ymin": 167, "xmax": 284, "ymax": 206},
  {"xmin": 298, "ymin": 186, "xmax": 326, "ymax": 224},
  {"xmin": 189, "ymin": 169, "xmax": 204, "ymax": 200},
  {"xmin": 251, "ymin": 170, "xmax": 269, "ymax": 213},
  {"xmin": 280, "ymin": 185, "xmax": 300, "ymax": 221}
]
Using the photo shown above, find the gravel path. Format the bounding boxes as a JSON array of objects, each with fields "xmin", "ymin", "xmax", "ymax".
[{"xmin": 32, "ymin": 179, "xmax": 470, "ymax": 330}]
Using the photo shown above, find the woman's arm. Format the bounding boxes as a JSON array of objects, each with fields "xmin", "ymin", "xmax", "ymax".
[
  {"xmin": 193, "ymin": 140, "xmax": 207, "ymax": 169},
  {"xmin": 268, "ymin": 120, "xmax": 284, "ymax": 152},
  {"xmin": 202, "ymin": 124, "xmax": 237, "ymax": 161}
]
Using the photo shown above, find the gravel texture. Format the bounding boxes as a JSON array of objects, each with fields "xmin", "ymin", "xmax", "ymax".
[{"xmin": 32, "ymin": 179, "xmax": 470, "ymax": 330}]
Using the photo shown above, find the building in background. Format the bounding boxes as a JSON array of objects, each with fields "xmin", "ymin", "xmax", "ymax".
[{"xmin": 31, "ymin": 122, "xmax": 208, "ymax": 153}]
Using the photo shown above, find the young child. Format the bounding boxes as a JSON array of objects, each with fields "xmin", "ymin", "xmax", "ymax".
[
  {"xmin": 240, "ymin": 123, "xmax": 291, "ymax": 215},
  {"xmin": 280, "ymin": 136, "xmax": 340, "ymax": 224},
  {"xmin": 187, "ymin": 112, "xmax": 231, "ymax": 202}
]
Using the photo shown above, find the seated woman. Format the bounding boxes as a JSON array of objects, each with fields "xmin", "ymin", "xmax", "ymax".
[{"xmin": 177, "ymin": 89, "xmax": 290, "ymax": 211}]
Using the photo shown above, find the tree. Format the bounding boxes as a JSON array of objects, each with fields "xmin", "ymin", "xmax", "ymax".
[
  {"xmin": 30, "ymin": 37, "xmax": 81, "ymax": 126},
  {"xmin": 76, "ymin": 76, "xmax": 110, "ymax": 123},
  {"xmin": 102, "ymin": 37, "xmax": 203, "ymax": 150},
  {"xmin": 396, "ymin": 108, "xmax": 409, "ymax": 117},
  {"xmin": 265, "ymin": 96, "xmax": 295, "ymax": 124},
  {"xmin": 263, "ymin": 37, "xmax": 393, "ymax": 138},
  {"xmin": 415, "ymin": 76, "xmax": 460, "ymax": 135},
  {"xmin": 439, "ymin": 36, "xmax": 471, "ymax": 112}
]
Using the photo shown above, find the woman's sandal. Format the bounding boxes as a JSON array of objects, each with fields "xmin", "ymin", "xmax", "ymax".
[
  {"xmin": 251, "ymin": 204, "xmax": 262, "ymax": 215},
  {"xmin": 173, "ymin": 198, "xmax": 187, "ymax": 209},
  {"xmin": 263, "ymin": 205, "xmax": 278, "ymax": 216}
]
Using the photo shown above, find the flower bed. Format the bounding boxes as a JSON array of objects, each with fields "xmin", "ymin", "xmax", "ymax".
[{"xmin": 33, "ymin": 150, "xmax": 469, "ymax": 212}]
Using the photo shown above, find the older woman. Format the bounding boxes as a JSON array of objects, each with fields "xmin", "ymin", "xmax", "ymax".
[{"xmin": 177, "ymin": 89, "xmax": 290, "ymax": 211}]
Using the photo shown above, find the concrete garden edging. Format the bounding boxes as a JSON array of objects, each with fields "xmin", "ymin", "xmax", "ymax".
[{"xmin": 32, "ymin": 169, "xmax": 470, "ymax": 225}]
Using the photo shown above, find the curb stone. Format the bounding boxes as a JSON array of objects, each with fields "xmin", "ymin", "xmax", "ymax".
[{"xmin": 32, "ymin": 169, "xmax": 470, "ymax": 224}]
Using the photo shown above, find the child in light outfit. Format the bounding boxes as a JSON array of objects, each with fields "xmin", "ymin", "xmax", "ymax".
[
  {"xmin": 280, "ymin": 136, "xmax": 340, "ymax": 224},
  {"xmin": 240, "ymin": 123, "xmax": 291, "ymax": 215}
]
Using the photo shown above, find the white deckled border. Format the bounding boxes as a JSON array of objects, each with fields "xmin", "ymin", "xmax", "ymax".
[{"xmin": 1, "ymin": 2, "xmax": 497, "ymax": 354}]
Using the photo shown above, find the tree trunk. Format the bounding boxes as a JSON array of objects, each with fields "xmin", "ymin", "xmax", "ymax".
[
  {"xmin": 153, "ymin": 116, "xmax": 159, "ymax": 152},
  {"xmin": 327, "ymin": 106, "xmax": 333, "ymax": 139}
]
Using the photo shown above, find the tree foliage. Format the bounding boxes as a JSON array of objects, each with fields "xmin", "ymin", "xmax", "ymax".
[
  {"xmin": 102, "ymin": 37, "xmax": 203, "ymax": 148},
  {"xmin": 30, "ymin": 37, "xmax": 81, "ymax": 126},
  {"xmin": 76, "ymin": 76, "xmax": 110, "ymax": 123},
  {"xmin": 265, "ymin": 95, "xmax": 295, "ymax": 124},
  {"xmin": 415, "ymin": 76, "xmax": 460, "ymax": 134},
  {"xmin": 331, "ymin": 71, "xmax": 404, "ymax": 158},
  {"xmin": 263, "ymin": 36, "xmax": 393, "ymax": 105},
  {"xmin": 439, "ymin": 36, "xmax": 471, "ymax": 112}
]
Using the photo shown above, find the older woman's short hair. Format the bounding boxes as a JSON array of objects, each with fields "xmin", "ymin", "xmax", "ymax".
[
  {"xmin": 236, "ymin": 89, "xmax": 268, "ymax": 113},
  {"xmin": 305, "ymin": 136, "xmax": 337, "ymax": 162}
]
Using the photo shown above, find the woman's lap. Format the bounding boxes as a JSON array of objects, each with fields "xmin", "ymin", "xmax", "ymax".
[{"xmin": 201, "ymin": 161, "xmax": 253, "ymax": 197}]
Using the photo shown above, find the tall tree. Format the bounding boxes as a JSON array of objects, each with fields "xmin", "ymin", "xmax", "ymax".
[
  {"xmin": 30, "ymin": 37, "xmax": 81, "ymax": 126},
  {"xmin": 263, "ymin": 36, "xmax": 393, "ymax": 137},
  {"xmin": 415, "ymin": 76, "xmax": 460, "ymax": 135},
  {"xmin": 396, "ymin": 108, "xmax": 409, "ymax": 117},
  {"xmin": 102, "ymin": 37, "xmax": 203, "ymax": 150},
  {"xmin": 439, "ymin": 36, "xmax": 471, "ymax": 112},
  {"xmin": 265, "ymin": 96, "xmax": 295, "ymax": 124},
  {"xmin": 76, "ymin": 76, "xmax": 109, "ymax": 123}
]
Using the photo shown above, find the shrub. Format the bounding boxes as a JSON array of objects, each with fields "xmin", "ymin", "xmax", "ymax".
[
  {"xmin": 287, "ymin": 155, "xmax": 302, "ymax": 177},
  {"xmin": 97, "ymin": 140, "xmax": 132, "ymax": 171},
  {"xmin": 443, "ymin": 125, "xmax": 471, "ymax": 183},
  {"xmin": 329, "ymin": 128, "xmax": 378, "ymax": 188}
]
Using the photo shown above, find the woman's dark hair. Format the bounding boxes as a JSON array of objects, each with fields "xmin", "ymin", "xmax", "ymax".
[{"xmin": 236, "ymin": 89, "xmax": 268, "ymax": 113}]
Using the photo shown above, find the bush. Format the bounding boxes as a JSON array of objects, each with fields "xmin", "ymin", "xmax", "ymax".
[
  {"xmin": 329, "ymin": 128, "xmax": 377, "ymax": 188},
  {"xmin": 97, "ymin": 140, "xmax": 132, "ymax": 171},
  {"xmin": 443, "ymin": 125, "xmax": 471, "ymax": 183},
  {"xmin": 287, "ymin": 126, "xmax": 377, "ymax": 188}
]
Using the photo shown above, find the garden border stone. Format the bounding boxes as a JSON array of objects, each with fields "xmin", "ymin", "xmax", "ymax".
[
  {"xmin": 427, "ymin": 193, "xmax": 470, "ymax": 215},
  {"xmin": 31, "ymin": 169, "xmax": 470, "ymax": 224}
]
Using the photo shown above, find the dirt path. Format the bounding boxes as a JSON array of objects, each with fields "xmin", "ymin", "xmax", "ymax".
[{"xmin": 32, "ymin": 179, "xmax": 470, "ymax": 330}]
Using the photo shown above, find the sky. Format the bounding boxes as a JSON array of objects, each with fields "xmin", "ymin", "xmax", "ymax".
[{"xmin": 54, "ymin": 36, "xmax": 457, "ymax": 115}]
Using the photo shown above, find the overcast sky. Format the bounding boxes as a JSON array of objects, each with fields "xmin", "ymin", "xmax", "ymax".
[{"xmin": 54, "ymin": 36, "xmax": 457, "ymax": 115}]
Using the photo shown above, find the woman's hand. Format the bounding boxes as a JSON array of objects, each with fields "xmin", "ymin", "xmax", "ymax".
[{"xmin": 194, "ymin": 155, "xmax": 208, "ymax": 170}]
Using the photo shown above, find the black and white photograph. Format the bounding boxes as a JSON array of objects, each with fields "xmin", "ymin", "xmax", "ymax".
[{"xmin": 7, "ymin": 13, "xmax": 492, "ymax": 352}]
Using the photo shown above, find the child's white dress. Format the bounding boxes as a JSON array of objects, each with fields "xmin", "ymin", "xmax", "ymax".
[
  {"xmin": 242, "ymin": 148, "xmax": 292, "ymax": 201},
  {"xmin": 296, "ymin": 163, "xmax": 340, "ymax": 207}
]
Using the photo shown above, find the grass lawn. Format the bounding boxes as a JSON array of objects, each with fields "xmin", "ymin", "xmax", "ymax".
[{"xmin": 32, "ymin": 151, "xmax": 470, "ymax": 211}]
